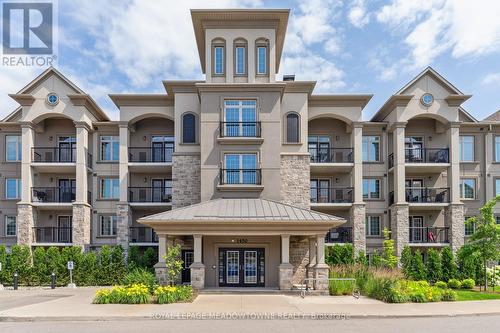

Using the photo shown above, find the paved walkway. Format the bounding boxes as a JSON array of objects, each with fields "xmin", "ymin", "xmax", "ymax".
[{"xmin": 0, "ymin": 287, "xmax": 499, "ymax": 321}]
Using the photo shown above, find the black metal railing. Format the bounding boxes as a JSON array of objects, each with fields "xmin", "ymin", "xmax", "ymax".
[
  {"xmin": 128, "ymin": 187, "xmax": 172, "ymax": 203},
  {"xmin": 219, "ymin": 169, "xmax": 262, "ymax": 185},
  {"xmin": 311, "ymin": 187, "xmax": 354, "ymax": 203},
  {"xmin": 409, "ymin": 227, "xmax": 449, "ymax": 243},
  {"xmin": 389, "ymin": 191, "xmax": 395, "ymax": 205},
  {"xmin": 129, "ymin": 227, "xmax": 158, "ymax": 243},
  {"xmin": 32, "ymin": 147, "xmax": 76, "ymax": 163},
  {"xmin": 309, "ymin": 147, "xmax": 353, "ymax": 163},
  {"xmin": 405, "ymin": 187, "xmax": 449, "ymax": 203},
  {"xmin": 388, "ymin": 153, "xmax": 394, "ymax": 168},
  {"xmin": 388, "ymin": 148, "xmax": 449, "ymax": 168},
  {"xmin": 128, "ymin": 146, "xmax": 174, "ymax": 163},
  {"xmin": 87, "ymin": 152, "xmax": 93, "ymax": 168},
  {"xmin": 33, "ymin": 227, "xmax": 72, "ymax": 243},
  {"xmin": 325, "ymin": 227, "xmax": 353, "ymax": 243},
  {"xmin": 31, "ymin": 187, "xmax": 76, "ymax": 203},
  {"xmin": 219, "ymin": 122, "xmax": 261, "ymax": 137}
]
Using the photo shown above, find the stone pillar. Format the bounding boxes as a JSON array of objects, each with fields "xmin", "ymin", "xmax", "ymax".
[
  {"xmin": 306, "ymin": 236, "xmax": 316, "ymax": 289},
  {"xmin": 279, "ymin": 234, "xmax": 293, "ymax": 290},
  {"xmin": 351, "ymin": 203, "xmax": 366, "ymax": 254},
  {"xmin": 314, "ymin": 234, "xmax": 329, "ymax": 291},
  {"xmin": 393, "ymin": 123, "xmax": 407, "ymax": 204},
  {"xmin": 280, "ymin": 154, "xmax": 310, "ymax": 209},
  {"xmin": 446, "ymin": 204, "xmax": 465, "ymax": 253},
  {"xmin": 172, "ymin": 153, "xmax": 201, "ymax": 209},
  {"xmin": 155, "ymin": 235, "xmax": 173, "ymax": 285},
  {"xmin": 118, "ymin": 123, "xmax": 130, "ymax": 203},
  {"xmin": 17, "ymin": 204, "xmax": 36, "ymax": 245},
  {"xmin": 18, "ymin": 123, "xmax": 36, "ymax": 246},
  {"xmin": 72, "ymin": 204, "xmax": 91, "ymax": 249},
  {"xmin": 190, "ymin": 234, "xmax": 205, "ymax": 289},
  {"xmin": 116, "ymin": 204, "xmax": 130, "ymax": 252},
  {"xmin": 390, "ymin": 204, "xmax": 409, "ymax": 257},
  {"xmin": 290, "ymin": 236, "xmax": 309, "ymax": 285},
  {"xmin": 74, "ymin": 122, "xmax": 90, "ymax": 203}
]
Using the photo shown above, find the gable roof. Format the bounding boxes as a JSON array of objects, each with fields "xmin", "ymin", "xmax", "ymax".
[
  {"xmin": 1, "ymin": 106, "xmax": 22, "ymax": 122},
  {"xmin": 483, "ymin": 109, "xmax": 500, "ymax": 122},
  {"xmin": 139, "ymin": 198, "xmax": 345, "ymax": 223},
  {"xmin": 16, "ymin": 66, "xmax": 85, "ymax": 95},
  {"xmin": 396, "ymin": 66, "xmax": 463, "ymax": 95},
  {"xmin": 459, "ymin": 107, "xmax": 478, "ymax": 122}
]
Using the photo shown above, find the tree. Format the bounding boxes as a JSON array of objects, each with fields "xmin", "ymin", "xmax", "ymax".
[
  {"xmin": 410, "ymin": 250, "xmax": 427, "ymax": 281},
  {"xmin": 381, "ymin": 228, "xmax": 398, "ymax": 269},
  {"xmin": 426, "ymin": 249, "xmax": 442, "ymax": 283},
  {"xmin": 371, "ymin": 250, "xmax": 383, "ymax": 268},
  {"xmin": 127, "ymin": 246, "xmax": 141, "ymax": 270},
  {"xmin": 141, "ymin": 247, "xmax": 157, "ymax": 271},
  {"xmin": 400, "ymin": 246, "xmax": 413, "ymax": 279},
  {"xmin": 465, "ymin": 196, "xmax": 500, "ymax": 289},
  {"xmin": 441, "ymin": 247, "xmax": 457, "ymax": 281},
  {"xmin": 164, "ymin": 244, "xmax": 183, "ymax": 286}
]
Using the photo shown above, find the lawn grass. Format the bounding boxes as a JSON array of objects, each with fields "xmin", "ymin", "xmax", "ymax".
[{"xmin": 455, "ymin": 290, "xmax": 500, "ymax": 301}]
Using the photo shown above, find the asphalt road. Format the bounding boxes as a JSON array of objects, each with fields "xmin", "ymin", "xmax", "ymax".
[{"xmin": 1, "ymin": 316, "xmax": 499, "ymax": 333}]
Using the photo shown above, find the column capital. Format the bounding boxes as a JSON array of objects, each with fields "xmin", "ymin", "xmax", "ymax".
[
  {"xmin": 118, "ymin": 121, "xmax": 130, "ymax": 128},
  {"xmin": 448, "ymin": 121, "xmax": 462, "ymax": 129},
  {"xmin": 19, "ymin": 121, "xmax": 39, "ymax": 130},
  {"xmin": 389, "ymin": 121, "xmax": 407, "ymax": 131},
  {"xmin": 73, "ymin": 121, "xmax": 92, "ymax": 132},
  {"xmin": 352, "ymin": 121, "xmax": 364, "ymax": 128}
]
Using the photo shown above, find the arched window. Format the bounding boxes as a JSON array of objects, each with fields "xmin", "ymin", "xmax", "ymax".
[
  {"xmin": 182, "ymin": 113, "xmax": 196, "ymax": 143},
  {"xmin": 233, "ymin": 38, "xmax": 247, "ymax": 76},
  {"xmin": 286, "ymin": 112, "xmax": 300, "ymax": 143},
  {"xmin": 255, "ymin": 38, "xmax": 269, "ymax": 75},
  {"xmin": 211, "ymin": 38, "xmax": 226, "ymax": 76}
]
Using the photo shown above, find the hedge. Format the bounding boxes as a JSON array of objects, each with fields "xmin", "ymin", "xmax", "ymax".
[{"xmin": 0, "ymin": 244, "xmax": 156, "ymax": 286}]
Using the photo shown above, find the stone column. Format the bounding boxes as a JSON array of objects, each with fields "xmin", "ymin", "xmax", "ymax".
[
  {"xmin": 306, "ymin": 236, "xmax": 317, "ymax": 289},
  {"xmin": 390, "ymin": 204, "xmax": 409, "ymax": 257},
  {"xmin": 314, "ymin": 234, "xmax": 329, "ymax": 291},
  {"xmin": 155, "ymin": 235, "xmax": 173, "ymax": 285},
  {"xmin": 447, "ymin": 122, "xmax": 464, "ymax": 253},
  {"xmin": 116, "ymin": 204, "xmax": 131, "ymax": 252},
  {"xmin": 351, "ymin": 123, "xmax": 366, "ymax": 254},
  {"xmin": 17, "ymin": 123, "xmax": 36, "ymax": 246},
  {"xmin": 190, "ymin": 234, "xmax": 205, "ymax": 289},
  {"xmin": 279, "ymin": 234, "xmax": 293, "ymax": 290},
  {"xmin": 172, "ymin": 153, "xmax": 201, "ymax": 209},
  {"xmin": 118, "ymin": 123, "xmax": 130, "ymax": 203},
  {"xmin": 73, "ymin": 122, "xmax": 92, "ymax": 249},
  {"xmin": 280, "ymin": 154, "xmax": 310, "ymax": 209},
  {"xmin": 351, "ymin": 203, "xmax": 366, "ymax": 254}
]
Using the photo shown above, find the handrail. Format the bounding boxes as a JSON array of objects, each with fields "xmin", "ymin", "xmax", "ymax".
[
  {"xmin": 219, "ymin": 121, "xmax": 261, "ymax": 138},
  {"xmin": 219, "ymin": 168, "xmax": 262, "ymax": 185}
]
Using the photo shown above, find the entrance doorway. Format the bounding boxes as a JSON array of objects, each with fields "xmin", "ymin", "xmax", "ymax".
[
  {"xmin": 181, "ymin": 250, "xmax": 193, "ymax": 283},
  {"xmin": 218, "ymin": 248, "xmax": 265, "ymax": 287}
]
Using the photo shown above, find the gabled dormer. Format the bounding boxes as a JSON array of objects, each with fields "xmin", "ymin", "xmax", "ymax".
[{"xmin": 191, "ymin": 9, "xmax": 289, "ymax": 84}]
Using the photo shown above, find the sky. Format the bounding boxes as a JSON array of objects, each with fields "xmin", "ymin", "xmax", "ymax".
[{"xmin": 1, "ymin": 0, "xmax": 500, "ymax": 121}]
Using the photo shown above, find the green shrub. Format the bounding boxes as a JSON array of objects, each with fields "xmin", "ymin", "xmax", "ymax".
[
  {"xmin": 461, "ymin": 278, "xmax": 475, "ymax": 289},
  {"xmin": 94, "ymin": 285, "xmax": 151, "ymax": 304},
  {"xmin": 425, "ymin": 249, "xmax": 442, "ymax": 283},
  {"xmin": 10, "ymin": 245, "xmax": 32, "ymax": 285},
  {"xmin": 154, "ymin": 285, "xmax": 193, "ymax": 304},
  {"xmin": 141, "ymin": 247, "xmax": 157, "ymax": 272},
  {"xmin": 93, "ymin": 289, "xmax": 112, "ymax": 304},
  {"xmin": 400, "ymin": 246, "xmax": 412, "ymax": 279},
  {"xmin": 123, "ymin": 284, "xmax": 151, "ymax": 304},
  {"xmin": 326, "ymin": 244, "xmax": 354, "ymax": 266},
  {"xmin": 448, "ymin": 278, "xmax": 461, "ymax": 289},
  {"xmin": 329, "ymin": 279, "xmax": 355, "ymax": 295},
  {"xmin": 176, "ymin": 285, "xmax": 193, "ymax": 301},
  {"xmin": 410, "ymin": 250, "xmax": 426, "ymax": 280},
  {"xmin": 355, "ymin": 250, "xmax": 368, "ymax": 266},
  {"xmin": 441, "ymin": 247, "xmax": 457, "ymax": 281},
  {"xmin": 122, "ymin": 268, "xmax": 158, "ymax": 294},
  {"xmin": 32, "ymin": 247, "xmax": 49, "ymax": 286},
  {"xmin": 381, "ymin": 229, "xmax": 398, "ymax": 269},
  {"xmin": 370, "ymin": 250, "xmax": 383, "ymax": 268},
  {"xmin": 434, "ymin": 281, "xmax": 448, "ymax": 289},
  {"xmin": 0, "ymin": 245, "xmax": 9, "ymax": 284},
  {"xmin": 441, "ymin": 289, "xmax": 457, "ymax": 301}
]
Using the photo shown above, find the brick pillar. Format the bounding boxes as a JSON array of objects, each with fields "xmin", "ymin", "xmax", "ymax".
[
  {"xmin": 351, "ymin": 203, "xmax": 366, "ymax": 254},
  {"xmin": 390, "ymin": 204, "xmax": 409, "ymax": 257},
  {"xmin": 17, "ymin": 204, "xmax": 36, "ymax": 246},
  {"xmin": 172, "ymin": 154, "xmax": 201, "ymax": 209},
  {"xmin": 446, "ymin": 204, "xmax": 464, "ymax": 254},
  {"xmin": 290, "ymin": 236, "xmax": 309, "ymax": 285},
  {"xmin": 116, "ymin": 204, "xmax": 130, "ymax": 252},
  {"xmin": 72, "ymin": 204, "xmax": 91, "ymax": 250},
  {"xmin": 280, "ymin": 154, "xmax": 310, "ymax": 209}
]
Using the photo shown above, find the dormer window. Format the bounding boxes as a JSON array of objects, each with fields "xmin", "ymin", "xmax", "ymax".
[
  {"xmin": 234, "ymin": 38, "xmax": 247, "ymax": 76},
  {"xmin": 256, "ymin": 38, "xmax": 269, "ymax": 75},
  {"xmin": 212, "ymin": 38, "xmax": 226, "ymax": 76}
]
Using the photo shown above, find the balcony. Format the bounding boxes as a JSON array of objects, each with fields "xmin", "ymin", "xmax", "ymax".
[
  {"xmin": 389, "ymin": 187, "xmax": 449, "ymax": 210},
  {"xmin": 218, "ymin": 122, "xmax": 263, "ymax": 144},
  {"xmin": 31, "ymin": 147, "xmax": 92, "ymax": 172},
  {"xmin": 310, "ymin": 187, "xmax": 353, "ymax": 210},
  {"xmin": 128, "ymin": 146, "xmax": 173, "ymax": 172},
  {"xmin": 409, "ymin": 227, "xmax": 449, "ymax": 246},
  {"xmin": 32, "ymin": 227, "xmax": 72, "ymax": 244},
  {"xmin": 388, "ymin": 148, "xmax": 450, "ymax": 172},
  {"xmin": 129, "ymin": 227, "xmax": 158, "ymax": 245},
  {"xmin": 325, "ymin": 227, "xmax": 353, "ymax": 244},
  {"xmin": 309, "ymin": 148, "xmax": 354, "ymax": 173},
  {"xmin": 128, "ymin": 187, "xmax": 172, "ymax": 207},
  {"xmin": 218, "ymin": 169, "xmax": 263, "ymax": 191}
]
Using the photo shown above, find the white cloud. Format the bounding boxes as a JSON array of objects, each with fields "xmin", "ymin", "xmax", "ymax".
[
  {"xmin": 348, "ymin": 0, "xmax": 370, "ymax": 28},
  {"xmin": 0, "ymin": 67, "xmax": 44, "ymax": 118},
  {"xmin": 482, "ymin": 72, "xmax": 500, "ymax": 86}
]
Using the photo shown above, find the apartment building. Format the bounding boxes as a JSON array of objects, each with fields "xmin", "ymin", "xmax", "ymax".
[{"xmin": 1, "ymin": 9, "xmax": 499, "ymax": 291}]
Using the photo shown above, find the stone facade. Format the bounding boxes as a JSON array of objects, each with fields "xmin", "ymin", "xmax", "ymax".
[
  {"xmin": 116, "ymin": 204, "xmax": 131, "ymax": 251},
  {"xmin": 314, "ymin": 264, "xmax": 329, "ymax": 291},
  {"xmin": 190, "ymin": 263, "xmax": 205, "ymax": 289},
  {"xmin": 446, "ymin": 204, "xmax": 465, "ymax": 253},
  {"xmin": 390, "ymin": 204, "xmax": 409, "ymax": 257},
  {"xmin": 16, "ymin": 204, "xmax": 36, "ymax": 245},
  {"xmin": 280, "ymin": 154, "xmax": 310, "ymax": 209},
  {"xmin": 351, "ymin": 203, "xmax": 366, "ymax": 254},
  {"xmin": 72, "ymin": 204, "xmax": 91, "ymax": 249},
  {"xmin": 278, "ymin": 263, "xmax": 294, "ymax": 290},
  {"xmin": 172, "ymin": 154, "xmax": 201, "ymax": 209},
  {"xmin": 290, "ymin": 236, "xmax": 309, "ymax": 285}
]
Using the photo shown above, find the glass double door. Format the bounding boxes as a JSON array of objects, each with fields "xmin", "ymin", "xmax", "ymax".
[{"xmin": 218, "ymin": 248, "xmax": 265, "ymax": 287}]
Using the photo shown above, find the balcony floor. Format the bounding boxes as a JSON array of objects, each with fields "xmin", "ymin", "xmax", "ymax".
[
  {"xmin": 128, "ymin": 163, "xmax": 172, "ymax": 173},
  {"xmin": 408, "ymin": 203, "xmax": 449, "ymax": 211},
  {"xmin": 310, "ymin": 163, "xmax": 354, "ymax": 174},
  {"xmin": 310, "ymin": 202, "xmax": 352, "ymax": 211}
]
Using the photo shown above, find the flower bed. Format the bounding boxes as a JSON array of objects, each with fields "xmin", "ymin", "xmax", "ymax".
[{"xmin": 93, "ymin": 284, "xmax": 193, "ymax": 304}]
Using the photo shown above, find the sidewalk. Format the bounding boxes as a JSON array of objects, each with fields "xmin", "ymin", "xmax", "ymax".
[{"xmin": 0, "ymin": 287, "xmax": 499, "ymax": 321}]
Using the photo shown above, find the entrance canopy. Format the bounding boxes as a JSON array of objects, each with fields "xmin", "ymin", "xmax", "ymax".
[{"xmin": 138, "ymin": 198, "xmax": 345, "ymax": 235}]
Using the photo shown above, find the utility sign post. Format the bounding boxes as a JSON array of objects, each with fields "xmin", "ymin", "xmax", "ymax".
[{"xmin": 67, "ymin": 261, "xmax": 76, "ymax": 288}]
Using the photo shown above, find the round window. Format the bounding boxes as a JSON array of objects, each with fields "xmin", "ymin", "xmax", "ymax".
[
  {"xmin": 420, "ymin": 93, "xmax": 434, "ymax": 107},
  {"xmin": 46, "ymin": 93, "xmax": 59, "ymax": 106}
]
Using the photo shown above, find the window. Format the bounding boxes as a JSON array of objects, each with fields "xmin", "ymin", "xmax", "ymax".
[
  {"xmin": 363, "ymin": 178, "xmax": 380, "ymax": 199},
  {"xmin": 460, "ymin": 178, "xmax": 476, "ymax": 199},
  {"xmin": 100, "ymin": 136, "xmax": 119, "ymax": 161},
  {"xmin": 460, "ymin": 136, "xmax": 474, "ymax": 162},
  {"xmin": 100, "ymin": 178, "xmax": 119, "ymax": 199},
  {"xmin": 256, "ymin": 39, "xmax": 268, "ymax": 75},
  {"xmin": 495, "ymin": 136, "xmax": 500, "ymax": 162},
  {"xmin": 362, "ymin": 136, "xmax": 380, "ymax": 162},
  {"xmin": 286, "ymin": 113, "xmax": 300, "ymax": 143},
  {"xmin": 5, "ymin": 178, "xmax": 21, "ymax": 199},
  {"xmin": 234, "ymin": 40, "xmax": 247, "ymax": 75},
  {"xmin": 182, "ymin": 113, "xmax": 196, "ymax": 143},
  {"xmin": 223, "ymin": 153, "xmax": 258, "ymax": 184},
  {"xmin": 99, "ymin": 215, "xmax": 117, "ymax": 236},
  {"xmin": 496, "ymin": 179, "xmax": 500, "ymax": 196},
  {"xmin": 5, "ymin": 135, "xmax": 21, "ymax": 161},
  {"xmin": 212, "ymin": 40, "xmax": 225, "ymax": 75},
  {"xmin": 496, "ymin": 216, "xmax": 500, "ymax": 225},
  {"xmin": 366, "ymin": 216, "xmax": 381, "ymax": 236},
  {"xmin": 223, "ymin": 100, "xmax": 257, "ymax": 137},
  {"xmin": 464, "ymin": 217, "xmax": 475, "ymax": 236},
  {"xmin": 5, "ymin": 216, "xmax": 16, "ymax": 236}
]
